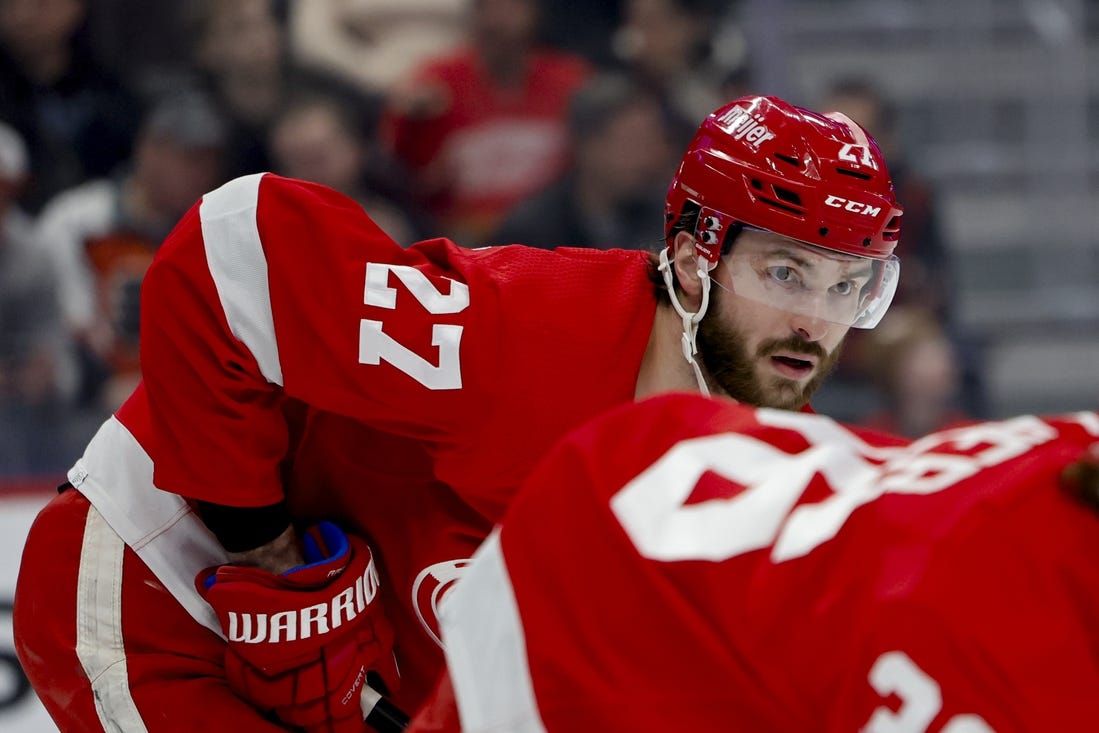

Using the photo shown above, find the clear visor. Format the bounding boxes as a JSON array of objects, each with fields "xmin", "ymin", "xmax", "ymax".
[{"xmin": 714, "ymin": 233, "xmax": 899, "ymax": 329}]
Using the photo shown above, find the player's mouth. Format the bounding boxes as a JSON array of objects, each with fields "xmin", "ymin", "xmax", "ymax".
[{"xmin": 769, "ymin": 352, "xmax": 817, "ymax": 380}]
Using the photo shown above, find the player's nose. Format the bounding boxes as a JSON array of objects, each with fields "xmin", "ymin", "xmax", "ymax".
[{"xmin": 788, "ymin": 311, "xmax": 831, "ymax": 342}]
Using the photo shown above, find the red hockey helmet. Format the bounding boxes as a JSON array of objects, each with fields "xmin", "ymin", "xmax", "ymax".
[{"xmin": 665, "ymin": 95, "xmax": 903, "ymax": 264}]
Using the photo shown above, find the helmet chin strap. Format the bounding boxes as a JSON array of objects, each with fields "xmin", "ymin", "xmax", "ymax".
[{"xmin": 658, "ymin": 248, "xmax": 715, "ymax": 396}]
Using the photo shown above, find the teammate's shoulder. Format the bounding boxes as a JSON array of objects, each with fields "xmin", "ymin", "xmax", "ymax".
[
  {"xmin": 556, "ymin": 394, "xmax": 763, "ymax": 470},
  {"xmin": 613, "ymin": 394, "xmax": 899, "ymax": 449},
  {"xmin": 629, "ymin": 392, "xmax": 753, "ymax": 429}
]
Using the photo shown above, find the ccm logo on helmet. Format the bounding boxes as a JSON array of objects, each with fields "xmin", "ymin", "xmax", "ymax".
[
  {"xmin": 825, "ymin": 195, "xmax": 881, "ymax": 217},
  {"xmin": 715, "ymin": 105, "xmax": 776, "ymax": 148}
]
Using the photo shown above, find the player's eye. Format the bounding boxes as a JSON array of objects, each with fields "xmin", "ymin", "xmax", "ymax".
[
  {"xmin": 767, "ymin": 266, "xmax": 796, "ymax": 285},
  {"xmin": 831, "ymin": 280, "xmax": 855, "ymax": 296}
]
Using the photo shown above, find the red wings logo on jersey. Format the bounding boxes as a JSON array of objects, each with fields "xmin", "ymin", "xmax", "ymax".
[{"xmin": 412, "ymin": 558, "xmax": 473, "ymax": 647}]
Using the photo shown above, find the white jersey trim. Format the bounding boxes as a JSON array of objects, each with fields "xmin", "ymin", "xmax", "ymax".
[
  {"xmin": 198, "ymin": 172, "xmax": 284, "ymax": 385},
  {"xmin": 75, "ymin": 504, "xmax": 149, "ymax": 732},
  {"xmin": 440, "ymin": 529, "xmax": 546, "ymax": 733},
  {"xmin": 69, "ymin": 416, "xmax": 228, "ymax": 638}
]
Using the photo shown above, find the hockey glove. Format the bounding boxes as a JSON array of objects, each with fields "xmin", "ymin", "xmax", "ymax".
[{"xmin": 198, "ymin": 522, "xmax": 399, "ymax": 733}]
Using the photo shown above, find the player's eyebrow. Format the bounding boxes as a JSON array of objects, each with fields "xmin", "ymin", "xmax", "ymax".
[
  {"xmin": 764, "ymin": 245, "xmax": 874, "ymax": 281},
  {"xmin": 764, "ymin": 246, "xmax": 815, "ymax": 269},
  {"xmin": 846, "ymin": 262, "xmax": 875, "ymax": 281}
]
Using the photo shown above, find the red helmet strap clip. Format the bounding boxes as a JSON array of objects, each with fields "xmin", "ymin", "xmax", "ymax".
[{"xmin": 693, "ymin": 207, "xmax": 743, "ymax": 264}]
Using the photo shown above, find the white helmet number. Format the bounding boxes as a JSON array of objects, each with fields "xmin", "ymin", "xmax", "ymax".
[{"xmin": 838, "ymin": 143, "xmax": 877, "ymax": 169}]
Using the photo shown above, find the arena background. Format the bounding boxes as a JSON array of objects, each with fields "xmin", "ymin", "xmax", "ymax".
[{"xmin": 2, "ymin": 1, "xmax": 1097, "ymax": 730}]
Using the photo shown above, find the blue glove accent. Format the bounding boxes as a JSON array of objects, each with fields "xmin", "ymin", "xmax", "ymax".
[
  {"xmin": 283, "ymin": 521, "xmax": 351, "ymax": 578},
  {"xmin": 201, "ymin": 521, "xmax": 352, "ymax": 590}
]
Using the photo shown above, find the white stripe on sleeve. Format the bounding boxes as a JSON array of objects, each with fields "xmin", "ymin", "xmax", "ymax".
[
  {"xmin": 198, "ymin": 172, "xmax": 283, "ymax": 385},
  {"xmin": 75, "ymin": 504, "xmax": 150, "ymax": 732},
  {"xmin": 69, "ymin": 415, "xmax": 227, "ymax": 638},
  {"xmin": 439, "ymin": 530, "xmax": 547, "ymax": 733}
]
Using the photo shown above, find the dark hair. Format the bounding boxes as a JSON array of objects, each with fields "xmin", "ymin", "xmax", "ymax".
[
  {"xmin": 650, "ymin": 201, "xmax": 743, "ymax": 303},
  {"xmin": 183, "ymin": 0, "xmax": 288, "ymax": 53},
  {"xmin": 141, "ymin": 87, "xmax": 228, "ymax": 149},
  {"xmin": 666, "ymin": 199, "xmax": 702, "ymax": 247},
  {"xmin": 649, "ymin": 200, "xmax": 702, "ymax": 302},
  {"xmin": 646, "ymin": 251, "xmax": 669, "ymax": 303},
  {"xmin": 568, "ymin": 73, "xmax": 670, "ymax": 143},
  {"xmin": 1062, "ymin": 444, "xmax": 1099, "ymax": 514}
]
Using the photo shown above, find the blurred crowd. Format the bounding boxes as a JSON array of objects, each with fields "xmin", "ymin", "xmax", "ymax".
[{"xmin": 0, "ymin": 0, "xmax": 985, "ymax": 477}]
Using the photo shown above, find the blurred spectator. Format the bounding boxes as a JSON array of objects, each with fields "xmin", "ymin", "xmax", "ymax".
[
  {"xmin": 858, "ymin": 306, "xmax": 971, "ymax": 438},
  {"xmin": 187, "ymin": 0, "xmax": 384, "ymax": 183},
  {"xmin": 85, "ymin": 0, "xmax": 196, "ymax": 100},
  {"xmin": 611, "ymin": 0, "xmax": 731, "ymax": 144},
  {"xmin": 288, "ymin": 0, "xmax": 468, "ymax": 97},
  {"xmin": 268, "ymin": 91, "xmax": 433, "ymax": 246},
  {"xmin": 0, "ymin": 122, "xmax": 76, "ymax": 473},
  {"xmin": 539, "ymin": 0, "xmax": 623, "ymax": 67},
  {"xmin": 382, "ymin": 0, "xmax": 592, "ymax": 246},
  {"xmin": 37, "ymin": 88, "xmax": 227, "ymax": 414},
  {"xmin": 185, "ymin": 0, "xmax": 287, "ymax": 178},
  {"xmin": 720, "ymin": 55, "xmax": 758, "ymax": 100},
  {"xmin": 491, "ymin": 73, "xmax": 676, "ymax": 250},
  {"xmin": 0, "ymin": 0, "xmax": 140, "ymax": 213},
  {"xmin": 819, "ymin": 77, "xmax": 953, "ymax": 319},
  {"xmin": 815, "ymin": 76, "xmax": 989, "ymax": 421}
]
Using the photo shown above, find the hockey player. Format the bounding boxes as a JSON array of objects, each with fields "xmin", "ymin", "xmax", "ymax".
[
  {"xmin": 409, "ymin": 393, "xmax": 1099, "ymax": 732},
  {"xmin": 15, "ymin": 95, "xmax": 902, "ymax": 732}
]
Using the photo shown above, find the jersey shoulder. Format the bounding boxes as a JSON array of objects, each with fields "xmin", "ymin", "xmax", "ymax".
[{"xmin": 499, "ymin": 398, "xmax": 1099, "ymax": 730}]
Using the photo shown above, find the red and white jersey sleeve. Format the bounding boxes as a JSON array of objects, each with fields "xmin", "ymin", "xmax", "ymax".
[
  {"xmin": 429, "ymin": 394, "xmax": 1099, "ymax": 732},
  {"xmin": 139, "ymin": 173, "xmax": 653, "ymax": 509}
]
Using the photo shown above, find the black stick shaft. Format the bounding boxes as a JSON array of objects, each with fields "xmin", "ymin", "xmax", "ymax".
[{"xmin": 362, "ymin": 685, "xmax": 411, "ymax": 733}]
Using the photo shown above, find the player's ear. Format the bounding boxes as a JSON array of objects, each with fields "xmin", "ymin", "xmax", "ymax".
[{"xmin": 672, "ymin": 230, "xmax": 705, "ymax": 309}]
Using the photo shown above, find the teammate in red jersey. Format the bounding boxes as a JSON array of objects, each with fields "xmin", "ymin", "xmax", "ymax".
[
  {"xmin": 409, "ymin": 393, "xmax": 1099, "ymax": 733},
  {"xmin": 15, "ymin": 95, "xmax": 903, "ymax": 732}
]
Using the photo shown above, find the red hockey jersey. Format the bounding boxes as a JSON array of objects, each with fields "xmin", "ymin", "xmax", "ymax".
[
  {"xmin": 418, "ymin": 393, "xmax": 1099, "ymax": 732},
  {"xmin": 72, "ymin": 173, "xmax": 656, "ymax": 710},
  {"xmin": 383, "ymin": 46, "xmax": 591, "ymax": 241}
]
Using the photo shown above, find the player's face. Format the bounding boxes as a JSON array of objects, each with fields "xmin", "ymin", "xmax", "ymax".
[{"xmin": 697, "ymin": 232, "xmax": 851, "ymax": 410}]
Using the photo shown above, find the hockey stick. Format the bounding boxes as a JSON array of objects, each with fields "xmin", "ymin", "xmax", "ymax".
[{"xmin": 361, "ymin": 680, "xmax": 410, "ymax": 733}]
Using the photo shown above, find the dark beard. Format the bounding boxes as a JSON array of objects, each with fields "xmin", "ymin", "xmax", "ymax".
[{"xmin": 696, "ymin": 289, "xmax": 843, "ymax": 410}]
